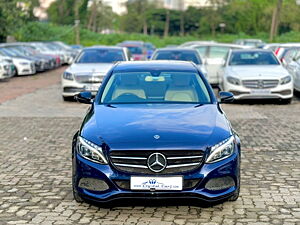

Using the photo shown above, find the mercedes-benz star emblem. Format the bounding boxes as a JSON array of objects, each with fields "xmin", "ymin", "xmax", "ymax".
[
  {"xmin": 147, "ymin": 153, "xmax": 167, "ymax": 173},
  {"xmin": 154, "ymin": 135, "xmax": 160, "ymax": 140}
]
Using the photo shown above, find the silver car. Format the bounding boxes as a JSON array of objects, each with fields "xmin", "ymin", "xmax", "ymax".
[
  {"xmin": 150, "ymin": 48, "xmax": 207, "ymax": 77},
  {"xmin": 0, "ymin": 59, "xmax": 14, "ymax": 80},
  {"xmin": 189, "ymin": 43, "xmax": 248, "ymax": 86},
  {"xmin": 282, "ymin": 48, "xmax": 300, "ymax": 93},
  {"xmin": 61, "ymin": 46, "xmax": 130, "ymax": 101},
  {"xmin": 218, "ymin": 49, "xmax": 293, "ymax": 104}
]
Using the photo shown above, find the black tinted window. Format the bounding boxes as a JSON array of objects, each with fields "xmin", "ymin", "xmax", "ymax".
[
  {"xmin": 76, "ymin": 49, "xmax": 125, "ymax": 63},
  {"xmin": 229, "ymin": 51, "xmax": 279, "ymax": 65},
  {"xmin": 153, "ymin": 51, "xmax": 201, "ymax": 64}
]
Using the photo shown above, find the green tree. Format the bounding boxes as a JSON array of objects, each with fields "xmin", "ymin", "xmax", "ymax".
[{"xmin": 0, "ymin": 0, "xmax": 32, "ymax": 41}]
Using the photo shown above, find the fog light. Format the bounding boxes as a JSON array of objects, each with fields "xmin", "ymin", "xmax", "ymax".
[
  {"xmin": 205, "ymin": 176, "xmax": 235, "ymax": 191},
  {"xmin": 78, "ymin": 178, "xmax": 109, "ymax": 191}
]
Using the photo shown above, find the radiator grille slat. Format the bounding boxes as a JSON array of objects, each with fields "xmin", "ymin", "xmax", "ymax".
[{"xmin": 242, "ymin": 79, "xmax": 279, "ymax": 89}]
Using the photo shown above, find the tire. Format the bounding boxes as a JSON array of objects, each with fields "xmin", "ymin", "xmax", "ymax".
[
  {"xmin": 228, "ymin": 158, "xmax": 241, "ymax": 201},
  {"xmin": 72, "ymin": 156, "xmax": 84, "ymax": 203},
  {"xmin": 280, "ymin": 98, "xmax": 292, "ymax": 105},
  {"xmin": 62, "ymin": 96, "xmax": 74, "ymax": 102}
]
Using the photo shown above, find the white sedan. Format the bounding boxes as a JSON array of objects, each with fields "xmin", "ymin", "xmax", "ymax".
[
  {"xmin": 61, "ymin": 46, "xmax": 130, "ymax": 101},
  {"xmin": 218, "ymin": 49, "xmax": 293, "ymax": 104},
  {"xmin": 0, "ymin": 60, "xmax": 14, "ymax": 80}
]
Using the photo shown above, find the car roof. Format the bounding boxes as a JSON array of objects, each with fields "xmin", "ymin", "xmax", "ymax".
[
  {"xmin": 190, "ymin": 43, "xmax": 248, "ymax": 48},
  {"xmin": 155, "ymin": 48, "xmax": 198, "ymax": 52},
  {"xmin": 113, "ymin": 61, "xmax": 198, "ymax": 72},
  {"xmin": 83, "ymin": 46, "xmax": 124, "ymax": 50},
  {"xmin": 230, "ymin": 49, "xmax": 273, "ymax": 53}
]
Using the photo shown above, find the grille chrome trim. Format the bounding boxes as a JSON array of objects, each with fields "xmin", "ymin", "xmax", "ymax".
[
  {"xmin": 114, "ymin": 163, "xmax": 148, "ymax": 169},
  {"xmin": 110, "ymin": 156, "xmax": 147, "ymax": 160},
  {"xmin": 74, "ymin": 74, "xmax": 105, "ymax": 83},
  {"xmin": 110, "ymin": 150, "xmax": 204, "ymax": 174},
  {"xmin": 242, "ymin": 79, "xmax": 279, "ymax": 89},
  {"xmin": 166, "ymin": 162, "xmax": 200, "ymax": 168},
  {"xmin": 167, "ymin": 156, "xmax": 203, "ymax": 160}
]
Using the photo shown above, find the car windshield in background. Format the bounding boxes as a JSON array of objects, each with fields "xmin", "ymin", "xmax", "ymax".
[
  {"xmin": 127, "ymin": 46, "xmax": 143, "ymax": 54},
  {"xmin": 100, "ymin": 71, "xmax": 211, "ymax": 104},
  {"xmin": 229, "ymin": 51, "xmax": 280, "ymax": 65},
  {"xmin": 153, "ymin": 51, "xmax": 202, "ymax": 64},
  {"xmin": 75, "ymin": 49, "xmax": 125, "ymax": 63},
  {"xmin": 209, "ymin": 46, "xmax": 230, "ymax": 59}
]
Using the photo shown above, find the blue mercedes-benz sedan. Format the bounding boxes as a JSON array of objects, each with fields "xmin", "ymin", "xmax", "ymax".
[{"xmin": 72, "ymin": 61, "xmax": 241, "ymax": 205}]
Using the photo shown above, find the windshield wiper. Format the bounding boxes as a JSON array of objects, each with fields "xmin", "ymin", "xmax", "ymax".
[
  {"xmin": 105, "ymin": 104, "xmax": 117, "ymax": 108},
  {"xmin": 194, "ymin": 104, "xmax": 204, "ymax": 108}
]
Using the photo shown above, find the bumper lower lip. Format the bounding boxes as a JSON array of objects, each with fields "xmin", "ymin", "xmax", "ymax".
[{"xmin": 73, "ymin": 147, "xmax": 240, "ymax": 203}]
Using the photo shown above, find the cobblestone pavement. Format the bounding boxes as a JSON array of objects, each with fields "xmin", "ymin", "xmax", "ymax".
[{"xmin": 0, "ymin": 71, "xmax": 300, "ymax": 224}]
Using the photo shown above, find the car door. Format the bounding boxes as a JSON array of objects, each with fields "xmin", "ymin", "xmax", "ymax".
[{"xmin": 205, "ymin": 46, "xmax": 230, "ymax": 85}]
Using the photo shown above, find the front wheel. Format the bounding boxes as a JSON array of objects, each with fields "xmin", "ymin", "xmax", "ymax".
[
  {"xmin": 62, "ymin": 96, "xmax": 74, "ymax": 102},
  {"xmin": 72, "ymin": 158, "xmax": 84, "ymax": 203},
  {"xmin": 280, "ymin": 98, "xmax": 292, "ymax": 105},
  {"xmin": 228, "ymin": 158, "xmax": 240, "ymax": 201}
]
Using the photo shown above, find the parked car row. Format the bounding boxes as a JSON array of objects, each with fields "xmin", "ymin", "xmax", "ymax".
[
  {"xmin": 0, "ymin": 41, "xmax": 80, "ymax": 81},
  {"xmin": 61, "ymin": 39, "xmax": 299, "ymax": 104}
]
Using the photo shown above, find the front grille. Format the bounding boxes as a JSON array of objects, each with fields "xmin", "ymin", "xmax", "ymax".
[
  {"xmin": 75, "ymin": 74, "xmax": 104, "ymax": 83},
  {"xmin": 242, "ymin": 79, "xmax": 279, "ymax": 89},
  {"xmin": 110, "ymin": 150, "xmax": 204, "ymax": 175}
]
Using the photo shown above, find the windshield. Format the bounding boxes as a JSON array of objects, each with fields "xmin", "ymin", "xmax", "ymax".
[
  {"xmin": 127, "ymin": 46, "xmax": 143, "ymax": 54},
  {"xmin": 76, "ymin": 49, "xmax": 125, "ymax": 63},
  {"xmin": 229, "ymin": 51, "xmax": 280, "ymax": 65},
  {"xmin": 100, "ymin": 71, "xmax": 211, "ymax": 104},
  {"xmin": 153, "ymin": 51, "xmax": 202, "ymax": 65},
  {"xmin": 0, "ymin": 48, "xmax": 19, "ymax": 57}
]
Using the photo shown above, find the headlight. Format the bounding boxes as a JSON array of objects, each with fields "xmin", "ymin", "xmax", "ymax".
[
  {"xmin": 280, "ymin": 75, "xmax": 292, "ymax": 85},
  {"xmin": 63, "ymin": 71, "xmax": 74, "ymax": 80},
  {"xmin": 227, "ymin": 76, "xmax": 240, "ymax": 85},
  {"xmin": 19, "ymin": 62, "xmax": 29, "ymax": 65},
  {"xmin": 76, "ymin": 136, "xmax": 108, "ymax": 164},
  {"xmin": 206, "ymin": 136, "xmax": 235, "ymax": 163}
]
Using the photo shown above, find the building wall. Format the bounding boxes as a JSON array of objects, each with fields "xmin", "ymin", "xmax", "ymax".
[
  {"xmin": 34, "ymin": 0, "xmax": 56, "ymax": 20},
  {"xmin": 102, "ymin": 0, "xmax": 128, "ymax": 15}
]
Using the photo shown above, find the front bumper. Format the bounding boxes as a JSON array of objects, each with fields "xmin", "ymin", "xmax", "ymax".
[
  {"xmin": 16, "ymin": 63, "xmax": 36, "ymax": 75},
  {"xmin": 73, "ymin": 147, "xmax": 240, "ymax": 204},
  {"xmin": 62, "ymin": 78, "xmax": 101, "ymax": 97},
  {"xmin": 224, "ymin": 81, "xmax": 293, "ymax": 100}
]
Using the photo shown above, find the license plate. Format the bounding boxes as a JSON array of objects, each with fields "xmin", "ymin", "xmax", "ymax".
[
  {"xmin": 85, "ymin": 85, "xmax": 99, "ymax": 92},
  {"xmin": 130, "ymin": 176, "xmax": 183, "ymax": 191},
  {"xmin": 251, "ymin": 89, "xmax": 271, "ymax": 95}
]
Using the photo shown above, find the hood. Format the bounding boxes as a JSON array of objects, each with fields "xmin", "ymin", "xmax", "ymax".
[
  {"xmin": 68, "ymin": 63, "xmax": 113, "ymax": 74},
  {"xmin": 81, "ymin": 104, "xmax": 231, "ymax": 150},
  {"xmin": 227, "ymin": 65, "xmax": 289, "ymax": 79}
]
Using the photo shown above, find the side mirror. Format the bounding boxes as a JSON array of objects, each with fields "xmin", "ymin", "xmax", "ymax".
[
  {"xmin": 75, "ymin": 92, "xmax": 93, "ymax": 104},
  {"xmin": 219, "ymin": 91, "xmax": 234, "ymax": 103}
]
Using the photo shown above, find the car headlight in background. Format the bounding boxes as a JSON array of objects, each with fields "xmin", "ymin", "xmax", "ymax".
[
  {"xmin": 63, "ymin": 71, "xmax": 74, "ymax": 80},
  {"xmin": 227, "ymin": 76, "xmax": 240, "ymax": 85},
  {"xmin": 280, "ymin": 75, "xmax": 292, "ymax": 85},
  {"xmin": 77, "ymin": 136, "xmax": 108, "ymax": 164},
  {"xmin": 206, "ymin": 136, "xmax": 235, "ymax": 163}
]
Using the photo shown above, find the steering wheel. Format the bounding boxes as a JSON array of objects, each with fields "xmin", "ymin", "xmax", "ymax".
[
  {"xmin": 118, "ymin": 93, "xmax": 139, "ymax": 98},
  {"xmin": 113, "ymin": 93, "xmax": 143, "ymax": 102}
]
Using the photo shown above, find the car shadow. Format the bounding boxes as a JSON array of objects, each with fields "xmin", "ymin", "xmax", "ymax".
[{"xmin": 85, "ymin": 198, "xmax": 225, "ymax": 209}]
